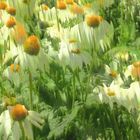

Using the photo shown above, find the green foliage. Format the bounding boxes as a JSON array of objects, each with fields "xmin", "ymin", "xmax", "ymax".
[{"xmin": 0, "ymin": 0, "xmax": 140, "ymax": 140}]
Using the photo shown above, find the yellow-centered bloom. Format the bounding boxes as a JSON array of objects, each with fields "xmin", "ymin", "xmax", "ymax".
[
  {"xmin": 41, "ymin": 4, "xmax": 49, "ymax": 11},
  {"xmin": 24, "ymin": 35, "xmax": 40, "ymax": 55},
  {"xmin": 6, "ymin": 6, "xmax": 16, "ymax": 15},
  {"xmin": 86, "ymin": 14, "xmax": 103, "ymax": 27},
  {"xmin": 71, "ymin": 3, "xmax": 84, "ymax": 14},
  {"xmin": 10, "ymin": 64, "xmax": 20, "ymax": 73},
  {"xmin": 131, "ymin": 61, "xmax": 140, "ymax": 79},
  {"xmin": 10, "ymin": 104, "xmax": 28, "ymax": 121},
  {"xmin": 6, "ymin": 16, "xmax": 16, "ymax": 28},
  {"xmin": 107, "ymin": 88, "xmax": 116, "ymax": 96},
  {"xmin": 0, "ymin": 1, "xmax": 7, "ymax": 10},
  {"xmin": 66, "ymin": 0, "xmax": 74, "ymax": 5},
  {"xmin": 57, "ymin": 0, "xmax": 67, "ymax": 10},
  {"xmin": 69, "ymin": 38, "xmax": 77, "ymax": 44},
  {"xmin": 70, "ymin": 48, "xmax": 80, "ymax": 54},
  {"xmin": 109, "ymin": 70, "xmax": 118, "ymax": 78},
  {"xmin": 12, "ymin": 22, "xmax": 27, "ymax": 44}
]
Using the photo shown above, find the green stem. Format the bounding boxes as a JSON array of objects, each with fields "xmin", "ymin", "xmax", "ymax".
[
  {"xmin": 72, "ymin": 70, "xmax": 76, "ymax": 108},
  {"xmin": 11, "ymin": 0, "xmax": 15, "ymax": 6},
  {"xmin": 55, "ymin": 7, "xmax": 60, "ymax": 32},
  {"xmin": 112, "ymin": 109, "xmax": 123, "ymax": 140},
  {"xmin": 105, "ymin": 105, "xmax": 123, "ymax": 140},
  {"xmin": 29, "ymin": 71, "xmax": 33, "ymax": 109},
  {"xmin": 27, "ymin": 3, "xmax": 32, "ymax": 18}
]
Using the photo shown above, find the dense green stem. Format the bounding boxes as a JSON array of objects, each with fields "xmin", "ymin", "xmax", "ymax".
[
  {"xmin": 29, "ymin": 71, "xmax": 33, "ymax": 109},
  {"xmin": 55, "ymin": 7, "xmax": 60, "ymax": 32},
  {"xmin": 112, "ymin": 109, "xmax": 123, "ymax": 140}
]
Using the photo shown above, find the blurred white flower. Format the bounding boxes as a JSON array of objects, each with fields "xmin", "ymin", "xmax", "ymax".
[
  {"xmin": 98, "ymin": 82, "xmax": 131, "ymax": 110},
  {"xmin": 3, "ymin": 63, "xmax": 25, "ymax": 87},
  {"xmin": 7, "ymin": 0, "xmax": 36, "ymax": 21},
  {"xmin": 3, "ymin": 39, "xmax": 50, "ymax": 76},
  {"xmin": 124, "ymin": 61, "xmax": 140, "ymax": 80},
  {"xmin": 0, "ymin": 104, "xmax": 44, "ymax": 140},
  {"xmin": 58, "ymin": 41, "xmax": 91, "ymax": 69},
  {"xmin": 39, "ymin": 7, "xmax": 76, "ymax": 24},
  {"xmin": 129, "ymin": 81, "xmax": 140, "ymax": 110},
  {"xmin": 104, "ymin": 64, "xmax": 124, "ymax": 85}
]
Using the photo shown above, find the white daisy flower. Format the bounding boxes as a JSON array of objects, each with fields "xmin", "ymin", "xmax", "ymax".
[
  {"xmin": 58, "ymin": 41, "xmax": 91, "ymax": 69},
  {"xmin": 0, "ymin": 104, "xmax": 44, "ymax": 140}
]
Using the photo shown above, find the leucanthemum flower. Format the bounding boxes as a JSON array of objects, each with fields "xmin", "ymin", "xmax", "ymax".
[
  {"xmin": 98, "ymin": 82, "xmax": 131, "ymax": 110},
  {"xmin": 6, "ymin": 6, "xmax": 16, "ymax": 15},
  {"xmin": 66, "ymin": 0, "xmax": 74, "ymax": 5},
  {"xmin": 58, "ymin": 41, "xmax": 91, "ymax": 69},
  {"xmin": 115, "ymin": 51, "xmax": 129, "ymax": 62},
  {"xmin": 105, "ymin": 64, "xmax": 118, "ymax": 78},
  {"xmin": 3, "ymin": 63, "xmax": 26, "ymax": 87},
  {"xmin": 0, "ymin": 104, "xmax": 44, "ymax": 140},
  {"xmin": 85, "ymin": 14, "xmax": 103, "ymax": 27},
  {"xmin": 104, "ymin": 64, "xmax": 124, "ymax": 86},
  {"xmin": 67, "ymin": 20, "xmax": 113, "ymax": 53},
  {"xmin": 124, "ymin": 61, "xmax": 140, "ymax": 80},
  {"xmin": 39, "ymin": 6, "xmax": 77, "ymax": 25},
  {"xmin": 0, "ymin": 1, "xmax": 7, "ymax": 10},
  {"xmin": 12, "ymin": 22, "xmax": 27, "ymax": 44},
  {"xmin": 24, "ymin": 35, "xmax": 40, "ymax": 56},
  {"xmin": 41, "ymin": 4, "xmax": 49, "ymax": 11},
  {"xmin": 0, "ymin": 12, "xmax": 16, "ymax": 40},
  {"xmin": 14, "ymin": 46, "xmax": 50, "ymax": 75},
  {"xmin": 3, "ymin": 37, "xmax": 50, "ymax": 78},
  {"xmin": 57, "ymin": 0, "xmax": 67, "ymax": 10},
  {"xmin": 70, "ymin": 3, "xmax": 84, "ymax": 15},
  {"xmin": 128, "ymin": 81, "xmax": 140, "ymax": 110},
  {"xmin": 6, "ymin": 16, "xmax": 16, "ymax": 28},
  {"xmin": 10, "ymin": 64, "xmax": 20, "ymax": 72},
  {"xmin": 7, "ymin": 0, "xmax": 36, "ymax": 21}
]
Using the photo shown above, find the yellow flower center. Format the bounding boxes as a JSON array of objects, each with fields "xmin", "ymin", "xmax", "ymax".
[
  {"xmin": 71, "ymin": 3, "xmax": 84, "ymax": 15},
  {"xmin": 84, "ymin": 3, "xmax": 92, "ymax": 10},
  {"xmin": 66, "ymin": 0, "xmax": 74, "ymax": 5},
  {"xmin": 0, "ymin": 2, "xmax": 7, "ymax": 10},
  {"xmin": 6, "ymin": 16, "xmax": 16, "ymax": 28},
  {"xmin": 109, "ymin": 70, "xmax": 117, "ymax": 78},
  {"xmin": 12, "ymin": 22, "xmax": 27, "ymax": 44},
  {"xmin": 69, "ymin": 38, "xmax": 77, "ymax": 43},
  {"xmin": 133, "ymin": 61, "xmax": 140, "ymax": 67},
  {"xmin": 10, "ymin": 64, "xmax": 20, "ymax": 73},
  {"xmin": 6, "ymin": 6, "xmax": 16, "ymax": 15},
  {"xmin": 107, "ymin": 88, "xmax": 116, "ymax": 96},
  {"xmin": 41, "ymin": 4, "xmax": 49, "ymax": 11},
  {"xmin": 57, "ymin": 0, "xmax": 67, "ymax": 10},
  {"xmin": 24, "ymin": 35, "xmax": 40, "ymax": 55},
  {"xmin": 86, "ymin": 14, "xmax": 103, "ymax": 27},
  {"xmin": 71, "ymin": 48, "xmax": 80, "ymax": 54},
  {"xmin": 10, "ymin": 104, "xmax": 28, "ymax": 121},
  {"xmin": 132, "ymin": 63, "xmax": 140, "ymax": 79}
]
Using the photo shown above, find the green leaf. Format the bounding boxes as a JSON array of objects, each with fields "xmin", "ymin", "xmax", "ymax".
[{"xmin": 47, "ymin": 104, "xmax": 81, "ymax": 139}]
